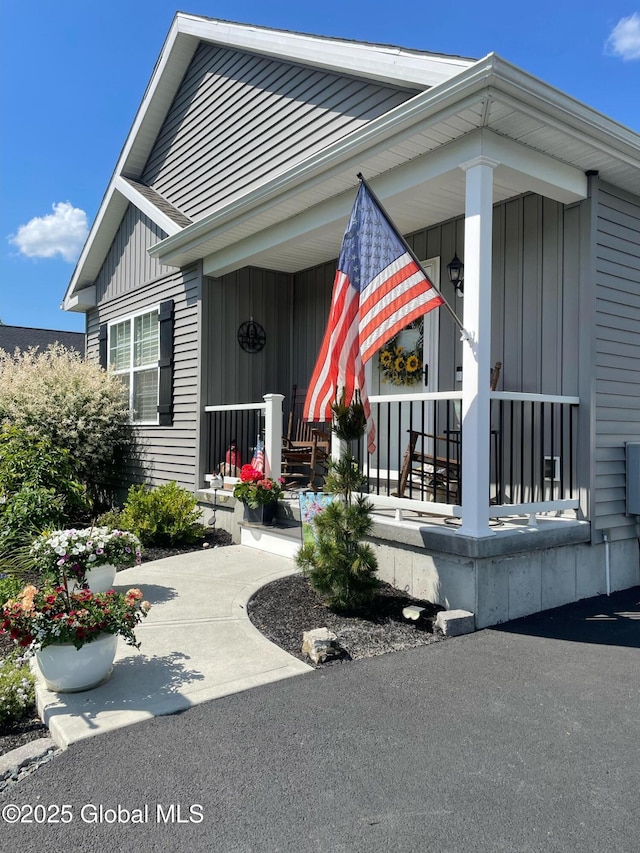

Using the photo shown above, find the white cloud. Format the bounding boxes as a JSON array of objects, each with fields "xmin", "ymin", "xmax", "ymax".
[
  {"xmin": 9, "ymin": 202, "xmax": 89, "ymax": 263},
  {"xmin": 605, "ymin": 12, "xmax": 640, "ymax": 60}
]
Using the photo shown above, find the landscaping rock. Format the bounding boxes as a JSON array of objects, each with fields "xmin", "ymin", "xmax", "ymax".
[
  {"xmin": 301, "ymin": 627, "xmax": 345, "ymax": 664},
  {"xmin": 435, "ymin": 609, "xmax": 475, "ymax": 637},
  {"xmin": 402, "ymin": 605, "xmax": 426, "ymax": 621}
]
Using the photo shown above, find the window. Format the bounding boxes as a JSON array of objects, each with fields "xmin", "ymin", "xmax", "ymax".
[{"xmin": 109, "ymin": 309, "xmax": 159, "ymax": 424}]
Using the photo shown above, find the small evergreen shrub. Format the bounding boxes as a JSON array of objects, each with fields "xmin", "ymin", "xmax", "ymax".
[
  {"xmin": 296, "ymin": 399, "xmax": 380, "ymax": 611},
  {"xmin": 114, "ymin": 481, "xmax": 204, "ymax": 547},
  {"xmin": 0, "ymin": 650, "xmax": 36, "ymax": 728}
]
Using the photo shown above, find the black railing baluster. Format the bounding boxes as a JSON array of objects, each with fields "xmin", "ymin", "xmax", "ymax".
[
  {"xmin": 539, "ymin": 402, "xmax": 546, "ymax": 503},
  {"xmin": 521, "ymin": 401, "xmax": 527, "ymax": 504},
  {"xmin": 550, "ymin": 403, "xmax": 556, "ymax": 501}
]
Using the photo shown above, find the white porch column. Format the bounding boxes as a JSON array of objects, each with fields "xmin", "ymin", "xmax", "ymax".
[
  {"xmin": 263, "ymin": 393, "xmax": 284, "ymax": 479},
  {"xmin": 458, "ymin": 156, "xmax": 498, "ymax": 538}
]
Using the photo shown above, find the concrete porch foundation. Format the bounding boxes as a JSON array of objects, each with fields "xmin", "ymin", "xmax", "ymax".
[
  {"xmin": 370, "ymin": 517, "xmax": 640, "ymax": 628},
  {"xmin": 196, "ymin": 488, "xmax": 640, "ymax": 629}
]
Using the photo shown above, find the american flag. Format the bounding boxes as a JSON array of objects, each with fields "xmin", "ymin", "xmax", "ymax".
[
  {"xmin": 304, "ymin": 179, "xmax": 444, "ymax": 453},
  {"xmin": 251, "ymin": 437, "xmax": 265, "ymax": 473}
]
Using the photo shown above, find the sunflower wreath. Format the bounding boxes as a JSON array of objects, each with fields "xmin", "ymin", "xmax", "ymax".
[{"xmin": 378, "ymin": 336, "xmax": 424, "ymax": 386}]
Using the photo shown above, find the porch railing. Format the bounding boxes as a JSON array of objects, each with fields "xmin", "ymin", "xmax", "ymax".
[
  {"xmin": 203, "ymin": 391, "xmax": 580, "ymax": 518},
  {"xmin": 204, "ymin": 394, "xmax": 283, "ymax": 479},
  {"xmin": 355, "ymin": 391, "xmax": 580, "ymax": 516}
]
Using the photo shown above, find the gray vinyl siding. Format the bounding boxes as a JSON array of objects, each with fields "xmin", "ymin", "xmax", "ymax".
[
  {"xmin": 292, "ymin": 193, "xmax": 580, "ymax": 398},
  {"xmin": 95, "ymin": 204, "xmax": 173, "ymax": 303},
  {"xmin": 142, "ymin": 42, "xmax": 418, "ymax": 221},
  {"xmin": 593, "ymin": 182, "xmax": 640, "ymax": 538},
  {"xmin": 87, "ymin": 265, "xmax": 202, "ymax": 491},
  {"xmin": 202, "ymin": 267, "xmax": 294, "ymax": 405}
]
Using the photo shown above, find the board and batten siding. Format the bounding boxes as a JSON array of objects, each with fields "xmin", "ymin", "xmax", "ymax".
[
  {"xmin": 202, "ymin": 267, "xmax": 294, "ymax": 406},
  {"xmin": 594, "ymin": 182, "xmax": 640, "ymax": 538},
  {"xmin": 293, "ymin": 193, "xmax": 580, "ymax": 398},
  {"xmin": 87, "ymin": 264, "xmax": 202, "ymax": 491},
  {"xmin": 141, "ymin": 42, "xmax": 418, "ymax": 221},
  {"xmin": 95, "ymin": 205, "xmax": 174, "ymax": 302}
]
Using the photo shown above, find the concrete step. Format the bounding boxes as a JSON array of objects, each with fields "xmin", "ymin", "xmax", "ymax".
[{"xmin": 239, "ymin": 521, "xmax": 302, "ymax": 559}]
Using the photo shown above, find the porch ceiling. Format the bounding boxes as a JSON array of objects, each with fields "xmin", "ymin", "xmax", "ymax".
[{"xmin": 149, "ymin": 55, "xmax": 640, "ymax": 277}]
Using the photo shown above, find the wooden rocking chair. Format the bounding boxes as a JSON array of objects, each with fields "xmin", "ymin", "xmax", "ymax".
[
  {"xmin": 397, "ymin": 362, "xmax": 502, "ymax": 502},
  {"xmin": 281, "ymin": 385, "xmax": 331, "ymax": 490}
]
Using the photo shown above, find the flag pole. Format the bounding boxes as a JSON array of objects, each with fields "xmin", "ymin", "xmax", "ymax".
[{"xmin": 356, "ymin": 173, "xmax": 472, "ymax": 343}]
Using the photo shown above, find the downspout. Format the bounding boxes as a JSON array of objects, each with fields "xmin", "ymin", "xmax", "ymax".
[{"xmin": 603, "ymin": 530, "xmax": 611, "ymax": 596}]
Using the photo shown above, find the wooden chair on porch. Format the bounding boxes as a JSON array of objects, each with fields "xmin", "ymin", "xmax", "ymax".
[
  {"xmin": 281, "ymin": 385, "xmax": 331, "ymax": 490},
  {"xmin": 396, "ymin": 362, "xmax": 502, "ymax": 502}
]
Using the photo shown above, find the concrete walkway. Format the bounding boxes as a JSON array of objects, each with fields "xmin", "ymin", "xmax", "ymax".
[{"xmin": 34, "ymin": 546, "xmax": 311, "ymax": 748}]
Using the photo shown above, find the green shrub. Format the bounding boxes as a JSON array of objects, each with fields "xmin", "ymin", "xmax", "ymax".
[
  {"xmin": 0, "ymin": 344, "xmax": 135, "ymax": 512},
  {"xmin": 0, "ymin": 572, "xmax": 24, "ymax": 606},
  {"xmin": 113, "ymin": 481, "xmax": 204, "ymax": 547},
  {"xmin": 296, "ymin": 401, "xmax": 379, "ymax": 611},
  {"xmin": 0, "ymin": 485, "xmax": 66, "ymax": 554},
  {"xmin": 0, "ymin": 651, "xmax": 36, "ymax": 728},
  {"xmin": 0, "ymin": 426, "xmax": 90, "ymax": 553},
  {"xmin": 96, "ymin": 509, "xmax": 125, "ymax": 531}
]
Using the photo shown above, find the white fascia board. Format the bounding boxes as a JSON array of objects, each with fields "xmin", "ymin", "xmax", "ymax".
[
  {"xmin": 150, "ymin": 61, "xmax": 499, "ymax": 266},
  {"xmin": 152, "ymin": 52, "xmax": 638, "ymax": 270},
  {"xmin": 64, "ymin": 19, "xmax": 196, "ymax": 306},
  {"xmin": 479, "ymin": 129, "xmax": 587, "ymax": 203},
  {"xmin": 63, "ymin": 286, "xmax": 96, "ymax": 313},
  {"xmin": 63, "ymin": 187, "xmax": 129, "ymax": 308},
  {"xmin": 489, "ymin": 55, "xmax": 640, "ymax": 167},
  {"xmin": 120, "ymin": 23, "xmax": 199, "ymax": 176},
  {"xmin": 175, "ymin": 13, "xmax": 474, "ymax": 90},
  {"xmin": 202, "ymin": 129, "xmax": 587, "ymax": 276},
  {"xmin": 114, "ymin": 177, "xmax": 182, "ymax": 236}
]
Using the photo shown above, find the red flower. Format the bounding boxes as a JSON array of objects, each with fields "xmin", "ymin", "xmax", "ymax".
[{"xmin": 240, "ymin": 464, "xmax": 262, "ymax": 482}]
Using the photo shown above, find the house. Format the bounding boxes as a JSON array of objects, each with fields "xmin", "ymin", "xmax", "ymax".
[
  {"xmin": 0, "ymin": 324, "xmax": 85, "ymax": 356},
  {"xmin": 63, "ymin": 13, "xmax": 640, "ymax": 627}
]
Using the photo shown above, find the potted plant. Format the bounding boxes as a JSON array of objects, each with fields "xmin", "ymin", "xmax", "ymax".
[
  {"xmin": 1, "ymin": 583, "xmax": 151, "ymax": 692},
  {"xmin": 30, "ymin": 526, "xmax": 143, "ymax": 593},
  {"xmin": 233, "ymin": 465, "xmax": 284, "ymax": 525}
]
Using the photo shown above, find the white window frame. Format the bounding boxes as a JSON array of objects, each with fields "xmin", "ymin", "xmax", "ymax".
[{"xmin": 108, "ymin": 305, "xmax": 160, "ymax": 425}]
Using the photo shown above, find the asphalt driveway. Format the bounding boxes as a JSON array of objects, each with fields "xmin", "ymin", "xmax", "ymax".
[{"xmin": 2, "ymin": 586, "xmax": 639, "ymax": 852}]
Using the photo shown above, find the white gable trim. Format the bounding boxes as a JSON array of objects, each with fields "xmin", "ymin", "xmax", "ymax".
[
  {"xmin": 114, "ymin": 177, "xmax": 183, "ymax": 236},
  {"xmin": 176, "ymin": 14, "xmax": 474, "ymax": 90}
]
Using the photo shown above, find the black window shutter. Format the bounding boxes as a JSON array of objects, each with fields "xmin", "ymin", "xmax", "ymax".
[
  {"xmin": 99, "ymin": 323, "xmax": 108, "ymax": 370},
  {"xmin": 157, "ymin": 300, "xmax": 174, "ymax": 426}
]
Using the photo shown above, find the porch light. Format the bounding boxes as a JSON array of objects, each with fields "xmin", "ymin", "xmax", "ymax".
[{"xmin": 447, "ymin": 254, "xmax": 464, "ymax": 295}]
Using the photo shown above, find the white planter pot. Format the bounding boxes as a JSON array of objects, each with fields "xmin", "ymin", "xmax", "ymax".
[
  {"xmin": 36, "ymin": 633, "xmax": 118, "ymax": 693},
  {"xmin": 66, "ymin": 563, "xmax": 117, "ymax": 594}
]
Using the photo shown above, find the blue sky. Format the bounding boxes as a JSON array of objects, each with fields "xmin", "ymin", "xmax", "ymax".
[{"xmin": 1, "ymin": 1, "xmax": 639, "ymax": 333}]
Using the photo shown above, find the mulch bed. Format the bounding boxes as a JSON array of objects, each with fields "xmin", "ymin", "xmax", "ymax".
[
  {"xmin": 2, "ymin": 529, "xmax": 445, "ymax": 757},
  {"xmin": 247, "ymin": 573, "xmax": 445, "ymax": 666}
]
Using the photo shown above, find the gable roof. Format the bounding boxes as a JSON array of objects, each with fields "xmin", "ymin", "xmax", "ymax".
[
  {"xmin": 63, "ymin": 14, "xmax": 474, "ymax": 310},
  {"xmin": 64, "ymin": 13, "xmax": 640, "ymax": 309},
  {"xmin": 0, "ymin": 325, "xmax": 85, "ymax": 356}
]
